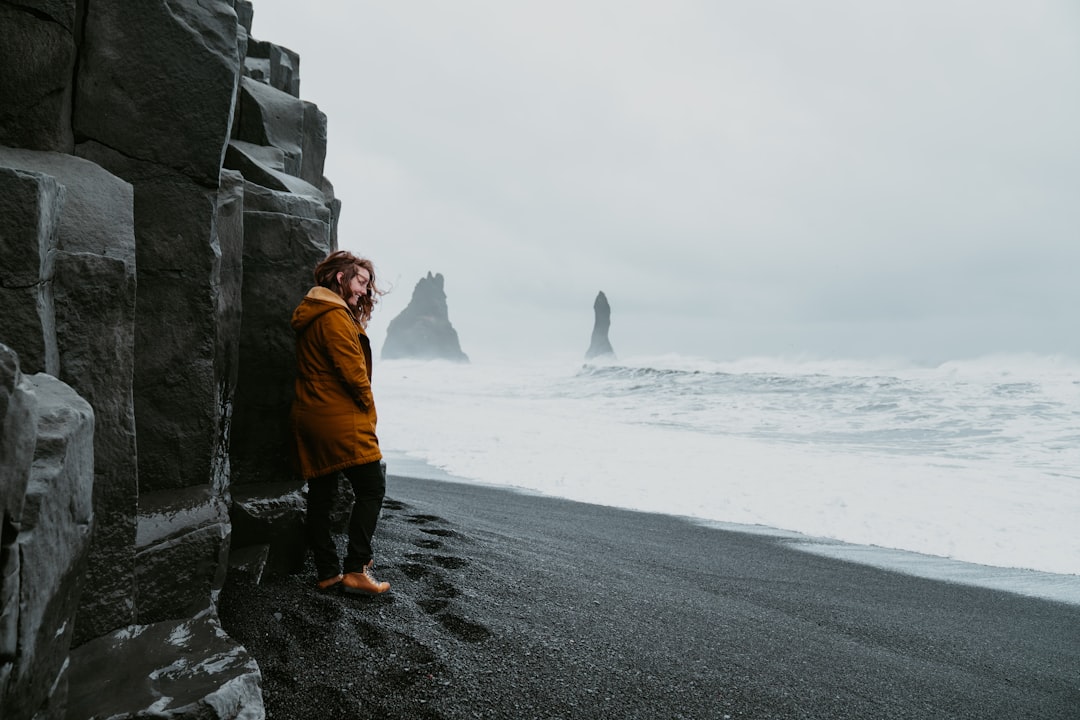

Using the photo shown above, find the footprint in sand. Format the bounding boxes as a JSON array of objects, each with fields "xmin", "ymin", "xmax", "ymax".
[
  {"xmin": 399, "ymin": 562, "xmax": 434, "ymax": 580},
  {"xmin": 433, "ymin": 555, "xmax": 468, "ymax": 569},
  {"xmin": 435, "ymin": 613, "xmax": 491, "ymax": 643},
  {"xmin": 405, "ymin": 513, "xmax": 443, "ymax": 524},
  {"xmin": 421, "ymin": 528, "xmax": 457, "ymax": 538},
  {"xmin": 349, "ymin": 617, "xmax": 388, "ymax": 649}
]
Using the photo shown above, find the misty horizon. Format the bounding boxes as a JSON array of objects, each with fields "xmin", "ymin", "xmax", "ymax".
[{"xmin": 253, "ymin": 0, "xmax": 1080, "ymax": 365}]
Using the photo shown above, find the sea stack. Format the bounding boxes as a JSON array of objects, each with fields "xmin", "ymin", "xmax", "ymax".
[
  {"xmin": 382, "ymin": 272, "xmax": 469, "ymax": 362},
  {"xmin": 585, "ymin": 291, "xmax": 616, "ymax": 360}
]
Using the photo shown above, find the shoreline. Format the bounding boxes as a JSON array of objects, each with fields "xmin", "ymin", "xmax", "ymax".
[
  {"xmin": 219, "ymin": 472, "xmax": 1080, "ymax": 719},
  {"xmin": 384, "ymin": 451, "xmax": 1080, "ymax": 606}
]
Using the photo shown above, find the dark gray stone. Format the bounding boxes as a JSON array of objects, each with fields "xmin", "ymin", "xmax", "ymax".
[
  {"xmin": 228, "ymin": 482, "xmax": 306, "ymax": 579},
  {"xmin": 232, "ymin": 77, "xmax": 304, "ymax": 177},
  {"xmin": 135, "ymin": 487, "xmax": 230, "ymax": 625},
  {"xmin": 319, "ymin": 178, "xmax": 342, "ymax": 248},
  {"xmin": 66, "ymin": 613, "xmax": 265, "ymax": 720},
  {"xmin": 382, "ymin": 272, "xmax": 469, "ymax": 362},
  {"xmin": 242, "ymin": 54, "xmax": 273, "ymax": 88},
  {"xmin": 244, "ymin": 38, "xmax": 300, "ymax": 97},
  {"xmin": 235, "ymin": 0, "xmax": 254, "ymax": 35},
  {"xmin": 0, "ymin": 165, "xmax": 62, "ymax": 376},
  {"xmin": 0, "ymin": 2, "xmax": 77, "ymax": 152},
  {"xmin": 75, "ymin": 142, "xmax": 241, "ymax": 496},
  {"xmin": 239, "ymin": 179, "xmax": 332, "ymax": 222},
  {"xmin": 0, "ymin": 148, "xmax": 136, "ymax": 260},
  {"xmin": 585, "ymin": 290, "xmax": 616, "ymax": 360},
  {"xmin": 226, "ymin": 544, "xmax": 270, "ymax": 585},
  {"xmin": 211, "ymin": 170, "xmax": 246, "ymax": 501},
  {"xmin": 0, "ymin": 148, "xmax": 144, "ymax": 643},
  {"xmin": 74, "ymin": 0, "xmax": 241, "ymax": 186},
  {"xmin": 224, "ymin": 141, "xmax": 326, "ymax": 199},
  {"xmin": 0, "ymin": 150, "xmax": 139, "ymax": 643},
  {"xmin": 52, "ymin": 250, "xmax": 138, "ymax": 643},
  {"xmin": 300, "ymin": 102, "xmax": 328, "ymax": 189},
  {"xmin": 0, "ymin": 346, "xmax": 37, "ymax": 707},
  {"xmin": 1, "ymin": 372, "xmax": 93, "ymax": 720},
  {"xmin": 0, "ymin": 0, "xmax": 356, "ymax": 714},
  {"xmin": 229, "ymin": 194, "xmax": 332, "ymax": 487}
]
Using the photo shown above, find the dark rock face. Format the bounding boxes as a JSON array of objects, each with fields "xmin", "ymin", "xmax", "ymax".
[
  {"xmin": 0, "ymin": 0, "xmax": 347, "ymax": 715},
  {"xmin": 66, "ymin": 612, "xmax": 264, "ymax": 719},
  {"xmin": 0, "ymin": 166, "xmax": 62, "ymax": 375},
  {"xmin": 0, "ymin": 148, "xmax": 139, "ymax": 642},
  {"xmin": 229, "ymin": 191, "xmax": 331, "ymax": 489},
  {"xmin": 134, "ymin": 486, "xmax": 232, "ymax": 626},
  {"xmin": 74, "ymin": 0, "xmax": 242, "ymax": 186},
  {"xmin": 0, "ymin": 349, "xmax": 94, "ymax": 720},
  {"xmin": 228, "ymin": 482, "xmax": 307, "ymax": 580},
  {"xmin": 585, "ymin": 290, "xmax": 616, "ymax": 360},
  {"xmin": 382, "ymin": 272, "xmax": 469, "ymax": 362},
  {"xmin": 0, "ymin": 1, "xmax": 77, "ymax": 153}
]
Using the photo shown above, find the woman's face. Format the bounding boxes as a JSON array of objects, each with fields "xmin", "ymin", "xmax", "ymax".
[{"xmin": 343, "ymin": 267, "xmax": 371, "ymax": 310}]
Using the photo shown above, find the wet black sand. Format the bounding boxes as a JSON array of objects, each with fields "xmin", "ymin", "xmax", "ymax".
[{"xmin": 218, "ymin": 475, "xmax": 1080, "ymax": 719}]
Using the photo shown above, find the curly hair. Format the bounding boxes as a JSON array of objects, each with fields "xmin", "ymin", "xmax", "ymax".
[{"xmin": 313, "ymin": 250, "xmax": 384, "ymax": 326}]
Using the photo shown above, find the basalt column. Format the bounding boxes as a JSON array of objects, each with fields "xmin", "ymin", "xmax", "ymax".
[{"xmin": 73, "ymin": 0, "xmax": 244, "ymax": 625}]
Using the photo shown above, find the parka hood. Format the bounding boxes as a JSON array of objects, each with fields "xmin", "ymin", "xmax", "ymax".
[{"xmin": 291, "ymin": 286, "xmax": 359, "ymax": 333}]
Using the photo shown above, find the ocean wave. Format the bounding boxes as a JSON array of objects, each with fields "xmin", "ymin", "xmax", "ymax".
[{"xmin": 376, "ymin": 352, "xmax": 1080, "ymax": 575}]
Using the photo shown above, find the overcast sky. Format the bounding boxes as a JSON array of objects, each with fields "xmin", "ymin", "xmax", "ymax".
[{"xmin": 252, "ymin": 1, "xmax": 1079, "ymax": 364}]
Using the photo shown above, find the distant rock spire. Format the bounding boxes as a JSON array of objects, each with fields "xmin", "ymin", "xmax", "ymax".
[
  {"xmin": 382, "ymin": 272, "xmax": 469, "ymax": 362},
  {"xmin": 585, "ymin": 291, "xmax": 615, "ymax": 360}
]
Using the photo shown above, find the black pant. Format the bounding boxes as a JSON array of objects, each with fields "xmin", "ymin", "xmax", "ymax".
[{"xmin": 306, "ymin": 460, "xmax": 386, "ymax": 581}]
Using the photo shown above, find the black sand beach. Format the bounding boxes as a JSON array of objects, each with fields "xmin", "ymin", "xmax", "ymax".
[{"xmin": 219, "ymin": 475, "xmax": 1080, "ymax": 719}]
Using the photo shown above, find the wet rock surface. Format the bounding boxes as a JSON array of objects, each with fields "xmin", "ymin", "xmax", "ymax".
[{"xmin": 66, "ymin": 612, "xmax": 264, "ymax": 720}]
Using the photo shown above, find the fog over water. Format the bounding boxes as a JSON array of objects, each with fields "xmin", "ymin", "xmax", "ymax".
[
  {"xmin": 376, "ymin": 354, "xmax": 1080, "ymax": 603},
  {"xmin": 250, "ymin": 3, "xmax": 1080, "ymax": 597},
  {"xmin": 253, "ymin": 0, "xmax": 1080, "ymax": 365}
]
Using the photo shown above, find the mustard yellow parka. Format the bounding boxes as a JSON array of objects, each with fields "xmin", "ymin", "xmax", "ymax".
[{"xmin": 290, "ymin": 286, "xmax": 382, "ymax": 480}]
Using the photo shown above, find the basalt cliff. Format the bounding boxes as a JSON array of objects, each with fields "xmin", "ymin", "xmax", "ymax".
[{"xmin": 0, "ymin": 1, "xmax": 345, "ymax": 717}]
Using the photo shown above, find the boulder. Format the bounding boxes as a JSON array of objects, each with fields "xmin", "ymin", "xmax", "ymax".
[
  {"xmin": 585, "ymin": 291, "xmax": 616, "ymax": 360},
  {"xmin": 382, "ymin": 272, "xmax": 469, "ymax": 362},
  {"xmin": 66, "ymin": 612, "xmax": 265, "ymax": 720},
  {"xmin": 1, "ymin": 371, "xmax": 94, "ymax": 720},
  {"xmin": 0, "ymin": 1, "xmax": 77, "ymax": 152}
]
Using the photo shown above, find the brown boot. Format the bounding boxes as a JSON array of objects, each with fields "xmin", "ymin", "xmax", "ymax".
[
  {"xmin": 316, "ymin": 574, "xmax": 343, "ymax": 592},
  {"xmin": 342, "ymin": 561, "xmax": 390, "ymax": 595}
]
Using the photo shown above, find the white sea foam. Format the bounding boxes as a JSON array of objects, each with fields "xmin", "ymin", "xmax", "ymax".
[{"xmin": 375, "ymin": 353, "xmax": 1080, "ymax": 578}]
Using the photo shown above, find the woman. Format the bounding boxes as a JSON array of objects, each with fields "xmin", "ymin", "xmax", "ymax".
[{"xmin": 290, "ymin": 250, "xmax": 390, "ymax": 595}]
